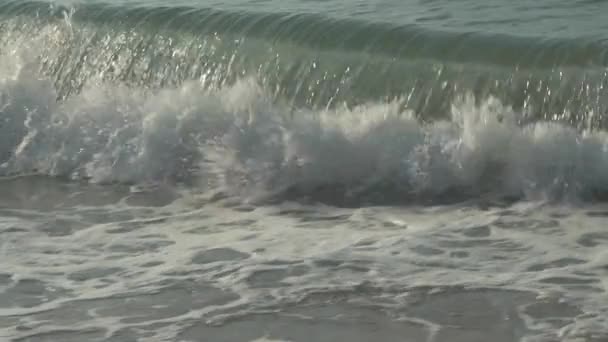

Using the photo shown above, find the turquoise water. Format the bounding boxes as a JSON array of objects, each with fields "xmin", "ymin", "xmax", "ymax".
[
  {"xmin": 1, "ymin": 1, "xmax": 608, "ymax": 341},
  {"xmin": 51, "ymin": 0, "xmax": 608, "ymax": 39},
  {"xmin": 1, "ymin": 0, "xmax": 608, "ymax": 121}
]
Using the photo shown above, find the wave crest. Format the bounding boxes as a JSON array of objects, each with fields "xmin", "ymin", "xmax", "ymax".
[{"xmin": 2, "ymin": 53, "xmax": 608, "ymax": 205}]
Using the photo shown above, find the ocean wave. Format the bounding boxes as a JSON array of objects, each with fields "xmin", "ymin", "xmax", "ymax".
[
  {"xmin": 2, "ymin": 49, "xmax": 608, "ymax": 205},
  {"xmin": 1, "ymin": 3, "xmax": 608, "ymax": 125},
  {"xmin": 1, "ymin": 0, "xmax": 608, "ymax": 68}
]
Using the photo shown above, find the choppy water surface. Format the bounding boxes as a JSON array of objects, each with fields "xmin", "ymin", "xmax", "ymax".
[{"xmin": 1, "ymin": 0, "xmax": 608, "ymax": 341}]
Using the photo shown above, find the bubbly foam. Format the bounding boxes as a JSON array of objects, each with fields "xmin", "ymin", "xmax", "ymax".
[
  {"xmin": 1, "ymin": 186, "xmax": 607, "ymax": 341},
  {"xmin": 2, "ymin": 46, "xmax": 608, "ymax": 204},
  {"xmin": 2, "ymin": 3, "xmax": 608, "ymax": 342}
]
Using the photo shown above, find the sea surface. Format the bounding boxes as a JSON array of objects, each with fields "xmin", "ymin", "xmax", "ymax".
[{"xmin": 1, "ymin": 0, "xmax": 608, "ymax": 341}]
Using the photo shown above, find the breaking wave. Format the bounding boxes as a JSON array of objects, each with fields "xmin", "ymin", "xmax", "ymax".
[
  {"xmin": 1, "ymin": 2, "xmax": 608, "ymax": 205},
  {"xmin": 2, "ymin": 50, "xmax": 608, "ymax": 205}
]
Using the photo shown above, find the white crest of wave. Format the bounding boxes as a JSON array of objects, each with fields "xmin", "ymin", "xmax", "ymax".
[{"xmin": 1, "ymin": 50, "xmax": 608, "ymax": 201}]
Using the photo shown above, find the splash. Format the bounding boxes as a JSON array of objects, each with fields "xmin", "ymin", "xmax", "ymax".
[{"xmin": 1, "ymin": 47, "xmax": 608, "ymax": 205}]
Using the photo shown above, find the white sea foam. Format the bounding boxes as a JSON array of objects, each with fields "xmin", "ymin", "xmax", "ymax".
[
  {"xmin": 2, "ymin": 4, "xmax": 608, "ymax": 342},
  {"xmin": 1, "ymin": 48, "xmax": 608, "ymax": 203},
  {"xmin": 1, "ymin": 50, "xmax": 606, "ymax": 341}
]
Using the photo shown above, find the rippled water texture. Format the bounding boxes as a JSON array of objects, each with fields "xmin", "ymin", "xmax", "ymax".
[
  {"xmin": 1, "ymin": 0, "xmax": 608, "ymax": 341},
  {"xmin": 1, "ymin": 180, "xmax": 608, "ymax": 342}
]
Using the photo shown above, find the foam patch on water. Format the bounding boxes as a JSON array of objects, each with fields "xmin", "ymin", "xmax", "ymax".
[
  {"xmin": 1, "ymin": 190, "xmax": 607, "ymax": 341},
  {"xmin": 2, "ymin": 47, "xmax": 608, "ymax": 204}
]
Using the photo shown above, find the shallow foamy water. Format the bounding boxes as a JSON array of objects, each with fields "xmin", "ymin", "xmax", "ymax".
[
  {"xmin": 2, "ymin": 0, "xmax": 608, "ymax": 340},
  {"xmin": 1, "ymin": 178, "xmax": 607, "ymax": 342}
]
